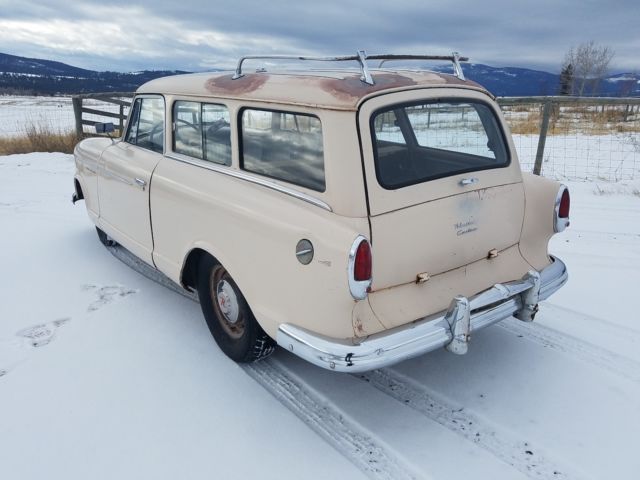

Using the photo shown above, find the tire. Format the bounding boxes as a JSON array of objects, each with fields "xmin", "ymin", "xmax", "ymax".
[
  {"xmin": 196, "ymin": 255, "xmax": 275, "ymax": 362},
  {"xmin": 96, "ymin": 227, "xmax": 117, "ymax": 247}
]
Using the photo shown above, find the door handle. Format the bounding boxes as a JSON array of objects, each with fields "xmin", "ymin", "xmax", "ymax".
[
  {"xmin": 459, "ymin": 177, "xmax": 479, "ymax": 186},
  {"xmin": 134, "ymin": 178, "xmax": 147, "ymax": 190}
]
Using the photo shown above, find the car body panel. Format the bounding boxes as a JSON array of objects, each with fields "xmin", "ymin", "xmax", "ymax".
[
  {"xmin": 97, "ymin": 141, "xmax": 161, "ymax": 265},
  {"xmin": 73, "ymin": 68, "xmax": 567, "ymax": 359}
]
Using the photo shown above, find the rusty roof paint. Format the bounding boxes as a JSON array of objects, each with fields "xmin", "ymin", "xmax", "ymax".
[
  {"xmin": 318, "ymin": 73, "xmax": 418, "ymax": 103},
  {"xmin": 137, "ymin": 70, "xmax": 491, "ymax": 110},
  {"xmin": 205, "ymin": 73, "xmax": 269, "ymax": 95}
]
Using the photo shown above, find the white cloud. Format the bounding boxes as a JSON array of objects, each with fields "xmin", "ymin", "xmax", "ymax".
[{"xmin": 0, "ymin": 0, "xmax": 638, "ymax": 72}]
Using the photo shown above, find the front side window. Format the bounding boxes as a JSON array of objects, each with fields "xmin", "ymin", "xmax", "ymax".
[
  {"xmin": 240, "ymin": 109, "xmax": 325, "ymax": 192},
  {"xmin": 372, "ymin": 100, "xmax": 509, "ymax": 189},
  {"xmin": 173, "ymin": 101, "xmax": 231, "ymax": 165},
  {"xmin": 125, "ymin": 97, "xmax": 165, "ymax": 153}
]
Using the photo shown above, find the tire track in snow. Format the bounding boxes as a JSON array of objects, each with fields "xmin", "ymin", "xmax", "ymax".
[
  {"xmin": 108, "ymin": 245, "xmax": 419, "ymax": 479},
  {"xmin": 244, "ymin": 359, "xmax": 420, "ymax": 480},
  {"xmin": 499, "ymin": 318, "xmax": 640, "ymax": 385},
  {"xmin": 358, "ymin": 369, "xmax": 586, "ymax": 480},
  {"xmin": 542, "ymin": 303, "xmax": 640, "ymax": 344}
]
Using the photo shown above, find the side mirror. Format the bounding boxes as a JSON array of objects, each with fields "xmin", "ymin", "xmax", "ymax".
[{"xmin": 95, "ymin": 122, "xmax": 115, "ymax": 134}]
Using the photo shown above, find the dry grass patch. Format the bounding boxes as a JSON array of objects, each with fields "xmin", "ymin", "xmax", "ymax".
[
  {"xmin": 505, "ymin": 105, "xmax": 640, "ymax": 136},
  {"xmin": 0, "ymin": 125, "xmax": 80, "ymax": 155}
]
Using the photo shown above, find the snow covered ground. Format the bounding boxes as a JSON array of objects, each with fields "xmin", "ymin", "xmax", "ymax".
[
  {"xmin": 0, "ymin": 96, "xmax": 125, "ymax": 137},
  {"xmin": 0, "ymin": 96, "xmax": 76, "ymax": 136},
  {"xmin": 1, "ymin": 152, "xmax": 639, "ymax": 479}
]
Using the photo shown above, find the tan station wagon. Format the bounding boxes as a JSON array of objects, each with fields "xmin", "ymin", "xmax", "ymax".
[{"xmin": 73, "ymin": 51, "xmax": 569, "ymax": 372}]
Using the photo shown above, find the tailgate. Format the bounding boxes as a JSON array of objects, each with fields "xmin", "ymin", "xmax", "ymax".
[
  {"xmin": 358, "ymin": 88, "xmax": 525, "ymax": 291},
  {"xmin": 370, "ymin": 182, "xmax": 525, "ymax": 289}
]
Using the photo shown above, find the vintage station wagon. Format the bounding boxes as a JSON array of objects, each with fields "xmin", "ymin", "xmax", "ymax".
[{"xmin": 73, "ymin": 52, "xmax": 569, "ymax": 372}]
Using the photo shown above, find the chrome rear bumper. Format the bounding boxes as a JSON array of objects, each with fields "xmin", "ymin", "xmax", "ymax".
[{"xmin": 276, "ymin": 256, "xmax": 568, "ymax": 373}]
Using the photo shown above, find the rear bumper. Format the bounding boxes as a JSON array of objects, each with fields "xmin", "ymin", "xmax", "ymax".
[{"xmin": 276, "ymin": 255, "xmax": 568, "ymax": 372}]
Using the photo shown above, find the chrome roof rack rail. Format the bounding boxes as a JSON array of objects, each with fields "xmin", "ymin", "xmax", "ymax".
[
  {"xmin": 374, "ymin": 53, "xmax": 468, "ymax": 80},
  {"xmin": 231, "ymin": 51, "xmax": 469, "ymax": 85}
]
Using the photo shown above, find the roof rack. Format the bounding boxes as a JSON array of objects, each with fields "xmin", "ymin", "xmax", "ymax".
[{"xmin": 231, "ymin": 50, "xmax": 469, "ymax": 85}]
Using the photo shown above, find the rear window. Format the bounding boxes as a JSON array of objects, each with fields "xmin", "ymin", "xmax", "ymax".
[
  {"xmin": 372, "ymin": 100, "xmax": 509, "ymax": 189},
  {"xmin": 240, "ymin": 109, "xmax": 325, "ymax": 192}
]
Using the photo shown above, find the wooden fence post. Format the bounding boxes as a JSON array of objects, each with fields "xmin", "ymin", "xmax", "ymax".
[
  {"xmin": 533, "ymin": 100, "xmax": 552, "ymax": 176},
  {"xmin": 72, "ymin": 97, "xmax": 83, "ymax": 138},
  {"xmin": 119, "ymin": 104, "xmax": 124, "ymax": 134}
]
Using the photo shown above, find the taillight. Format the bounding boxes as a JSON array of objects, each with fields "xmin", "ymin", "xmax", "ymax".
[
  {"xmin": 354, "ymin": 241, "xmax": 372, "ymax": 281},
  {"xmin": 554, "ymin": 186, "xmax": 570, "ymax": 232},
  {"xmin": 348, "ymin": 236, "xmax": 372, "ymax": 300},
  {"xmin": 559, "ymin": 189, "xmax": 570, "ymax": 218}
]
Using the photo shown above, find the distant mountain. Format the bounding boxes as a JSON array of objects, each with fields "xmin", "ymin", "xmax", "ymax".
[
  {"xmin": 459, "ymin": 64, "xmax": 561, "ymax": 96},
  {"xmin": 437, "ymin": 63, "xmax": 640, "ymax": 97},
  {"xmin": 0, "ymin": 52, "xmax": 638, "ymax": 97},
  {"xmin": 0, "ymin": 52, "xmax": 188, "ymax": 95}
]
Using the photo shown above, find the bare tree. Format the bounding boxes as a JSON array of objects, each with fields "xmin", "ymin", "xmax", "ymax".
[{"xmin": 563, "ymin": 41, "xmax": 615, "ymax": 95}]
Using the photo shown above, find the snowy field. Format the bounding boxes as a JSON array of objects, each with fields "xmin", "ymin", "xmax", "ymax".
[
  {"xmin": 0, "ymin": 96, "xmax": 76, "ymax": 136},
  {"xmin": 0, "ymin": 96, "xmax": 125, "ymax": 137},
  {"xmin": 1, "ymin": 95, "xmax": 639, "ymax": 182},
  {"xmin": 1, "ymin": 152, "xmax": 639, "ymax": 479}
]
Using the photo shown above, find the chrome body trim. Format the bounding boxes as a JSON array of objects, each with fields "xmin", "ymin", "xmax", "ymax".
[
  {"xmin": 164, "ymin": 153, "xmax": 333, "ymax": 212},
  {"xmin": 554, "ymin": 185, "xmax": 570, "ymax": 233},
  {"xmin": 276, "ymin": 256, "xmax": 568, "ymax": 372},
  {"xmin": 347, "ymin": 235, "xmax": 372, "ymax": 300}
]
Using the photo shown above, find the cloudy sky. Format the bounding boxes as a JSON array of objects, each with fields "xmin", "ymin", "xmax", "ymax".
[{"xmin": 0, "ymin": 0, "xmax": 638, "ymax": 73}]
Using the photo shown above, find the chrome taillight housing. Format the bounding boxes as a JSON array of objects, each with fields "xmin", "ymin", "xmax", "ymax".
[
  {"xmin": 554, "ymin": 185, "xmax": 570, "ymax": 232},
  {"xmin": 348, "ymin": 235, "xmax": 372, "ymax": 300}
]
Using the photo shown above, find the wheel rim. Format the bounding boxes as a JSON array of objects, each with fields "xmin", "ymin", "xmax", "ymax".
[{"xmin": 210, "ymin": 267, "xmax": 245, "ymax": 339}]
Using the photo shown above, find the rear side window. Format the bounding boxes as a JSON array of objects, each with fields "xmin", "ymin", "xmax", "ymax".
[
  {"xmin": 240, "ymin": 109, "xmax": 325, "ymax": 192},
  {"xmin": 173, "ymin": 101, "xmax": 231, "ymax": 165},
  {"xmin": 125, "ymin": 97, "xmax": 164, "ymax": 153},
  {"xmin": 372, "ymin": 100, "xmax": 509, "ymax": 189}
]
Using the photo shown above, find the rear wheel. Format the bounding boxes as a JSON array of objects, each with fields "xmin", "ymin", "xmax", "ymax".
[{"xmin": 196, "ymin": 255, "xmax": 275, "ymax": 362}]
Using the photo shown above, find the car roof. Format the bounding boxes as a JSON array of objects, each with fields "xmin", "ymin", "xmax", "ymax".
[{"xmin": 137, "ymin": 70, "xmax": 491, "ymax": 111}]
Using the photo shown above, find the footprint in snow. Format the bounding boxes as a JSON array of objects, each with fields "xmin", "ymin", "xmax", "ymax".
[
  {"xmin": 16, "ymin": 318, "xmax": 70, "ymax": 347},
  {"xmin": 82, "ymin": 284, "xmax": 138, "ymax": 312},
  {"xmin": 0, "ymin": 318, "xmax": 70, "ymax": 379}
]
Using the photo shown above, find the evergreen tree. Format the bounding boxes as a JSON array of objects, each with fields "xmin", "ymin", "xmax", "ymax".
[{"xmin": 559, "ymin": 63, "xmax": 574, "ymax": 95}]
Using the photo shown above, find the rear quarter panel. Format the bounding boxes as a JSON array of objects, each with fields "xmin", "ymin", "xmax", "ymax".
[
  {"xmin": 150, "ymin": 158, "xmax": 370, "ymax": 339},
  {"xmin": 150, "ymin": 99, "xmax": 372, "ymax": 340},
  {"xmin": 519, "ymin": 172, "xmax": 563, "ymax": 270}
]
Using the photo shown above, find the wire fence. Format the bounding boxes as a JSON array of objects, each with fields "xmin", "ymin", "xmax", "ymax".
[
  {"xmin": 1, "ymin": 93, "xmax": 638, "ymax": 182},
  {"xmin": 498, "ymin": 97, "xmax": 640, "ymax": 182}
]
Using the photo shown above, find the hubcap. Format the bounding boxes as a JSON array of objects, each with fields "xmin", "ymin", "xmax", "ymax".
[
  {"xmin": 210, "ymin": 267, "xmax": 245, "ymax": 339},
  {"xmin": 216, "ymin": 280, "xmax": 240, "ymax": 324}
]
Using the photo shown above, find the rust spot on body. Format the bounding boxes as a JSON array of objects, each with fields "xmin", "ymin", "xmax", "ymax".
[
  {"xmin": 205, "ymin": 74, "xmax": 269, "ymax": 95},
  {"xmin": 319, "ymin": 73, "xmax": 418, "ymax": 102}
]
